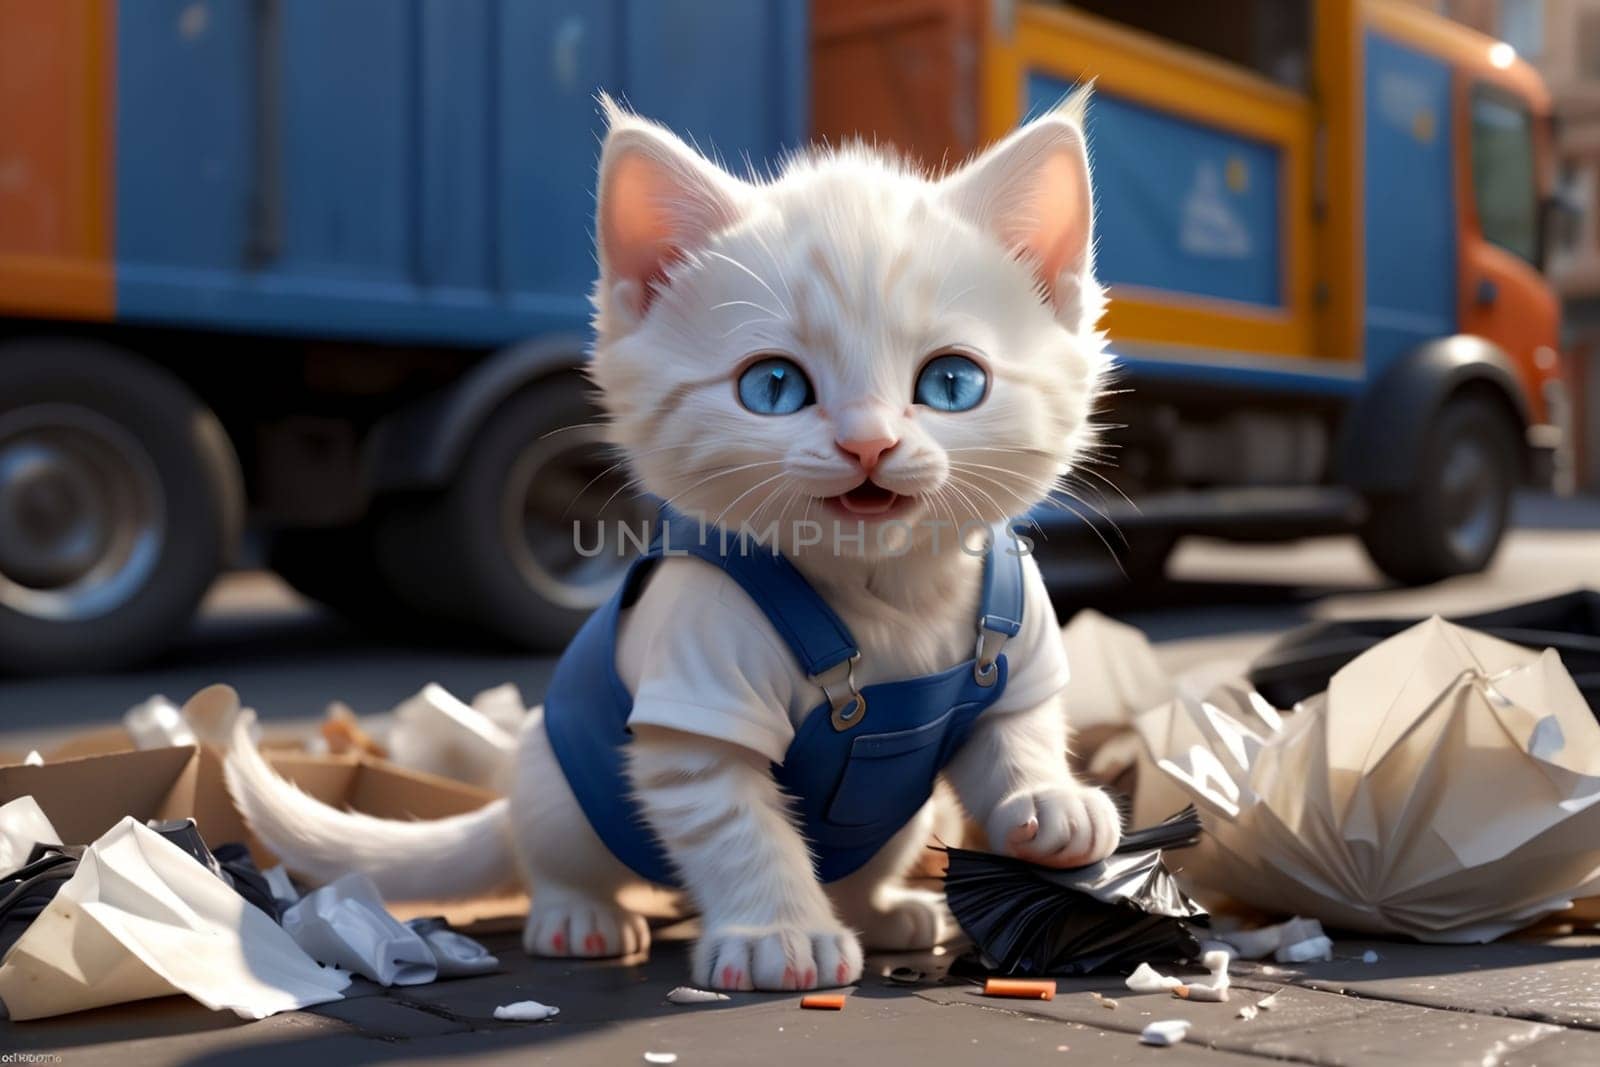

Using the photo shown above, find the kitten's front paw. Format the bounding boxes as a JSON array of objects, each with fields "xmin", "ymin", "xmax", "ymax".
[
  {"xmin": 987, "ymin": 784, "xmax": 1121, "ymax": 868},
  {"xmin": 522, "ymin": 894, "xmax": 650, "ymax": 959},
  {"xmin": 694, "ymin": 922, "xmax": 863, "ymax": 991}
]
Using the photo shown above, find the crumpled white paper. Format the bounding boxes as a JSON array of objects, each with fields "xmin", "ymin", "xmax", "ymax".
[
  {"xmin": 0, "ymin": 796, "xmax": 62, "ymax": 876},
  {"xmin": 123, "ymin": 695, "xmax": 197, "ymax": 749},
  {"xmin": 405, "ymin": 916, "xmax": 499, "ymax": 977},
  {"xmin": 385, "ymin": 684, "xmax": 520, "ymax": 791},
  {"xmin": 0, "ymin": 818, "xmax": 349, "ymax": 1020},
  {"xmin": 281, "ymin": 872, "xmax": 437, "ymax": 986},
  {"xmin": 1147, "ymin": 617, "xmax": 1600, "ymax": 941}
]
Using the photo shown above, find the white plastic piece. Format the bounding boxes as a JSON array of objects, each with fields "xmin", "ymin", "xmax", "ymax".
[
  {"xmin": 1175, "ymin": 982, "xmax": 1228, "ymax": 1002},
  {"xmin": 1237, "ymin": 1004, "xmax": 1259, "ymax": 1021},
  {"xmin": 667, "ymin": 986, "xmax": 731, "ymax": 1005},
  {"xmin": 0, "ymin": 818, "xmax": 348, "ymax": 1020},
  {"xmin": 1256, "ymin": 992, "xmax": 1281, "ymax": 1011},
  {"xmin": 643, "ymin": 1054, "xmax": 679, "ymax": 1065},
  {"xmin": 1202, "ymin": 949, "xmax": 1232, "ymax": 990},
  {"xmin": 494, "ymin": 999, "xmax": 559, "ymax": 1021},
  {"xmin": 387, "ymin": 683, "xmax": 518, "ymax": 790},
  {"xmin": 0, "ymin": 796, "xmax": 61, "ymax": 876},
  {"xmin": 1125, "ymin": 962, "xmax": 1184, "ymax": 992},
  {"xmin": 22, "ymin": 750, "xmax": 42, "ymax": 766},
  {"xmin": 123, "ymin": 695, "xmax": 196, "ymax": 749},
  {"xmin": 281, "ymin": 872, "xmax": 436, "ymax": 986},
  {"xmin": 263, "ymin": 864, "xmax": 301, "ymax": 909},
  {"xmin": 1276, "ymin": 935, "xmax": 1334, "ymax": 963},
  {"xmin": 1140, "ymin": 1019, "xmax": 1191, "ymax": 1047},
  {"xmin": 406, "ymin": 916, "xmax": 500, "ymax": 977}
]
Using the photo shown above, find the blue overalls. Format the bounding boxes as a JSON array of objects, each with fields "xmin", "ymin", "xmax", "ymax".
[{"xmin": 543, "ymin": 515, "xmax": 1024, "ymax": 886}]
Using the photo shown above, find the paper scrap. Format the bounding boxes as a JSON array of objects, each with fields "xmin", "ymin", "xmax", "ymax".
[
  {"xmin": 0, "ymin": 796, "xmax": 61, "ymax": 876},
  {"xmin": 494, "ymin": 1000, "xmax": 559, "ymax": 1022},
  {"xmin": 1140, "ymin": 1019, "xmax": 1191, "ymax": 1047},
  {"xmin": 1125, "ymin": 962, "xmax": 1183, "ymax": 993},
  {"xmin": 1237, "ymin": 1004, "xmax": 1259, "ymax": 1020},
  {"xmin": 0, "ymin": 818, "xmax": 348, "ymax": 1020},
  {"xmin": 667, "ymin": 986, "xmax": 731, "ymax": 1005},
  {"xmin": 1090, "ymin": 991, "xmax": 1118, "ymax": 1009},
  {"xmin": 282, "ymin": 872, "xmax": 437, "ymax": 986},
  {"xmin": 1148, "ymin": 619, "xmax": 1600, "ymax": 941},
  {"xmin": 1276, "ymin": 935, "xmax": 1334, "ymax": 963},
  {"xmin": 643, "ymin": 1054, "xmax": 678, "ymax": 1065}
]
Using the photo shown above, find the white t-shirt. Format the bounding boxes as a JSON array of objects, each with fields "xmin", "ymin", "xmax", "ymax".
[{"xmin": 614, "ymin": 551, "xmax": 1071, "ymax": 764}]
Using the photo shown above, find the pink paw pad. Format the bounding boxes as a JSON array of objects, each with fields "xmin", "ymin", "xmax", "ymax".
[
  {"xmin": 583, "ymin": 932, "xmax": 606, "ymax": 954},
  {"xmin": 721, "ymin": 966, "xmax": 744, "ymax": 989},
  {"xmin": 549, "ymin": 932, "xmax": 566, "ymax": 953},
  {"xmin": 803, "ymin": 968, "xmax": 816, "ymax": 988},
  {"xmin": 836, "ymin": 962, "xmax": 850, "ymax": 985},
  {"xmin": 783, "ymin": 966, "xmax": 797, "ymax": 989}
]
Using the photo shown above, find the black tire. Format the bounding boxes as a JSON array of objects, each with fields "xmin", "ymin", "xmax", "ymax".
[
  {"xmin": 0, "ymin": 340, "xmax": 243, "ymax": 674},
  {"xmin": 374, "ymin": 375, "xmax": 649, "ymax": 650},
  {"xmin": 1359, "ymin": 394, "xmax": 1519, "ymax": 586}
]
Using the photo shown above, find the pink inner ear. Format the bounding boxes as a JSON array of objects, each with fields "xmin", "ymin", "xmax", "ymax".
[
  {"xmin": 1016, "ymin": 151, "xmax": 1091, "ymax": 293},
  {"xmin": 603, "ymin": 154, "xmax": 685, "ymax": 309}
]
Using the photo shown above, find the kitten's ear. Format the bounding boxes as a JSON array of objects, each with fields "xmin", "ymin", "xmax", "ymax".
[
  {"xmin": 596, "ymin": 94, "xmax": 749, "ymax": 320},
  {"xmin": 940, "ymin": 90, "xmax": 1095, "ymax": 323}
]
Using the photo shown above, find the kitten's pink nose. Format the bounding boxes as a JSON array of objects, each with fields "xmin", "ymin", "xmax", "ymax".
[{"xmin": 836, "ymin": 436, "xmax": 898, "ymax": 472}]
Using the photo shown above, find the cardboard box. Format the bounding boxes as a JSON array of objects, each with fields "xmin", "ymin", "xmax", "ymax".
[{"xmin": 0, "ymin": 744, "xmax": 528, "ymax": 931}]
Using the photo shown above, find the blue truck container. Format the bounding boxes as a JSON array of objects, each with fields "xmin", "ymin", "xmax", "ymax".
[{"xmin": 0, "ymin": 0, "xmax": 807, "ymax": 672}]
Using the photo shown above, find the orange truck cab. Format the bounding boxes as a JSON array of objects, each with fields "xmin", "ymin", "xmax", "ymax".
[{"xmin": 822, "ymin": 0, "xmax": 1568, "ymax": 585}]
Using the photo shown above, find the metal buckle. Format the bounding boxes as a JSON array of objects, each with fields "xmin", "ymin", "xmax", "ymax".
[
  {"xmin": 973, "ymin": 626, "xmax": 1007, "ymax": 687},
  {"xmin": 813, "ymin": 654, "xmax": 867, "ymax": 731}
]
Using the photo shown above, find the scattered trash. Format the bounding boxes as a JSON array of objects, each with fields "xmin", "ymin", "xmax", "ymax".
[
  {"xmin": 1140, "ymin": 1019, "xmax": 1191, "ymax": 1047},
  {"xmin": 1090, "ymin": 991, "xmax": 1118, "ymax": 1009},
  {"xmin": 667, "ymin": 986, "xmax": 731, "ymax": 1005},
  {"xmin": 1174, "ymin": 983, "xmax": 1227, "ymax": 1002},
  {"xmin": 0, "ymin": 796, "xmax": 60, "ymax": 873},
  {"xmin": 494, "ymin": 1000, "xmax": 559, "ymax": 1022},
  {"xmin": 886, "ymin": 966, "xmax": 926, "ymax": 985},
  {"xmin": 387, "ymin": 683, "xmax": 519, "ymax": 791},
  {"xmin": 1125, "ymin": 962, "xmax": 1183, "ymax": 993},
  {"xmin": 945, "ymin": 808, "xmax": 1206, "ymax": 977},
  {"xmin": 1255, "ymin": 992, "xmax": 1281, "ymax": 1011},
  {"xmin": 643, "ymin": 1053, "xmax": 678, "ymax": 1064},
  {"xmin": 801, "ymin": 993, "xmax": 847, "ymax": 1010},
  {"xmin": 1361, "ymin": 949, "xmax": 1381, "ymax": 964},
  {"xmin": 282, "ymin": 872, "xmax": 437, "ymax": 986},
  {"xmin": 984, "ymin": 978, "xmax": 1057, "ymax": 1000},
  {"xmin": 1202, "ymin": 949, "xmax": 1231, "ymax": 989},
  {"xmin": 1276, "ymin": 934, "xmax": 1334, "ymax": 964},
  {"xmin": 1236, "ymin": 1004, "xmax": 1259, "ymax": 1021},
  {"xmin": 406, "ymin": 916, "xmax": 500, "ymax": 977},
  {"xmin": 123, "ymin": 695, "xmax": 196, "ymax": 749},
  {"xmin": 1148, "ymin": 619, "xmax": 1600, "ymax": 941},
  {"xmin": 22, "ymin": 751, "xmax": 42, "ymax": 766},
  {"xmin": 0, "ymin": 817, "xmax": 349, "ymax": 1020}
]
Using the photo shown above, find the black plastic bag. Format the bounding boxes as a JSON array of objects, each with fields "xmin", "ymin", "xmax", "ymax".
[
  {"xmin": 1248, "ymin": 589, "xmax": 1600, "ymax": 712},
  {"xmin": 944, "ymin": 807, "xmax": 1207, "ymax": 977}
]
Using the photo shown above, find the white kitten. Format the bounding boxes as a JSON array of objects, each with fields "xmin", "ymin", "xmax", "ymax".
[{"xmin": 225, "ymin": 91, "xmax": 1120, "ymax": 992}]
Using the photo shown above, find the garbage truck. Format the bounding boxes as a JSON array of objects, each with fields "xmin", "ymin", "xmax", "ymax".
[{"xmin": 0, "ymin": 0, "xmax": 1567, "ymax": 672}]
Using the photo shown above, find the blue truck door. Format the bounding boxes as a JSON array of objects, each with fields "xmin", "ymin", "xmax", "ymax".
[{"xmin": 1364, "ymin": 31, "xmax": 1458, "ymax": 377}]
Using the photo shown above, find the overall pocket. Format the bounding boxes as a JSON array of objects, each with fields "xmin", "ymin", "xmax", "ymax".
[{"xmin": 822, "ymin": 710, "xmax": 954, "ymax": 842}]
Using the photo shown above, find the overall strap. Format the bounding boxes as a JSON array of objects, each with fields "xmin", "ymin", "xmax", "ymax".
[
  {"xmin": 654, "ymin": 514, "xmax": 861, "ymax": 679},
  {"xmin": 973, "ymin": 524, "xmax": 1026, "ymax": 686}
]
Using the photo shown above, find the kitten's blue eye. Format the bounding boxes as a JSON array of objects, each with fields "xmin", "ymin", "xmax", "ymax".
[
  {"xmin": 737, "ymin": 357, "xmax": 814, "ymax": 415},
  {"xmin": 915, "ymin": 354, "xmax": 987, "ymax": 412}
]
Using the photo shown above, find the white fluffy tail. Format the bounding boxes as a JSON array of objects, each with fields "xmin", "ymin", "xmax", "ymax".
[{"xmin": 223, "ymin": 713, "xmax": 518, "ymax": 900}]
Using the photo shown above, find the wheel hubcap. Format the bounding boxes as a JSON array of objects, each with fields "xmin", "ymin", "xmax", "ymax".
[
  {"xmin": 500, "ymin": 425, "xmax": 652, "ymax": 612},
  {"xmin": 0, "ymin": 405, "xmax": 165, "ymax": 621},
  {"xmin": 1438, "ymin": 433, "xmax": 1500, "ymax": 564}
]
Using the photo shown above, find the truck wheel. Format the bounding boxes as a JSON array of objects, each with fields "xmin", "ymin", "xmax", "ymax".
[
  {"xmin": 376, "ymin": 375, "xmax": 649, "ymax": 650},
  {"xmin": 1359, "ymin": 395, "xmax": 1518, "ymax": 586},
  {"xmin": 0, "ymin": 340, "xmax": 243, "ymax": 674}
]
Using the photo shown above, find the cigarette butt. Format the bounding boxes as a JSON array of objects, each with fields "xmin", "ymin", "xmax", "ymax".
[
  {"xmin": 984, "ymin": 978, "xmax": 1057, "ymax": 1000},
  {"xmin": 801, "ymin": 994, "xmax": 847, "ymax": 1010}
]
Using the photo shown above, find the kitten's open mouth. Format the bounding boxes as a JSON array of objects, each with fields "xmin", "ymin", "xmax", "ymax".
[{"xmin": 823, "ymin": 479, "xmax": 914, "ymax": 518}]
